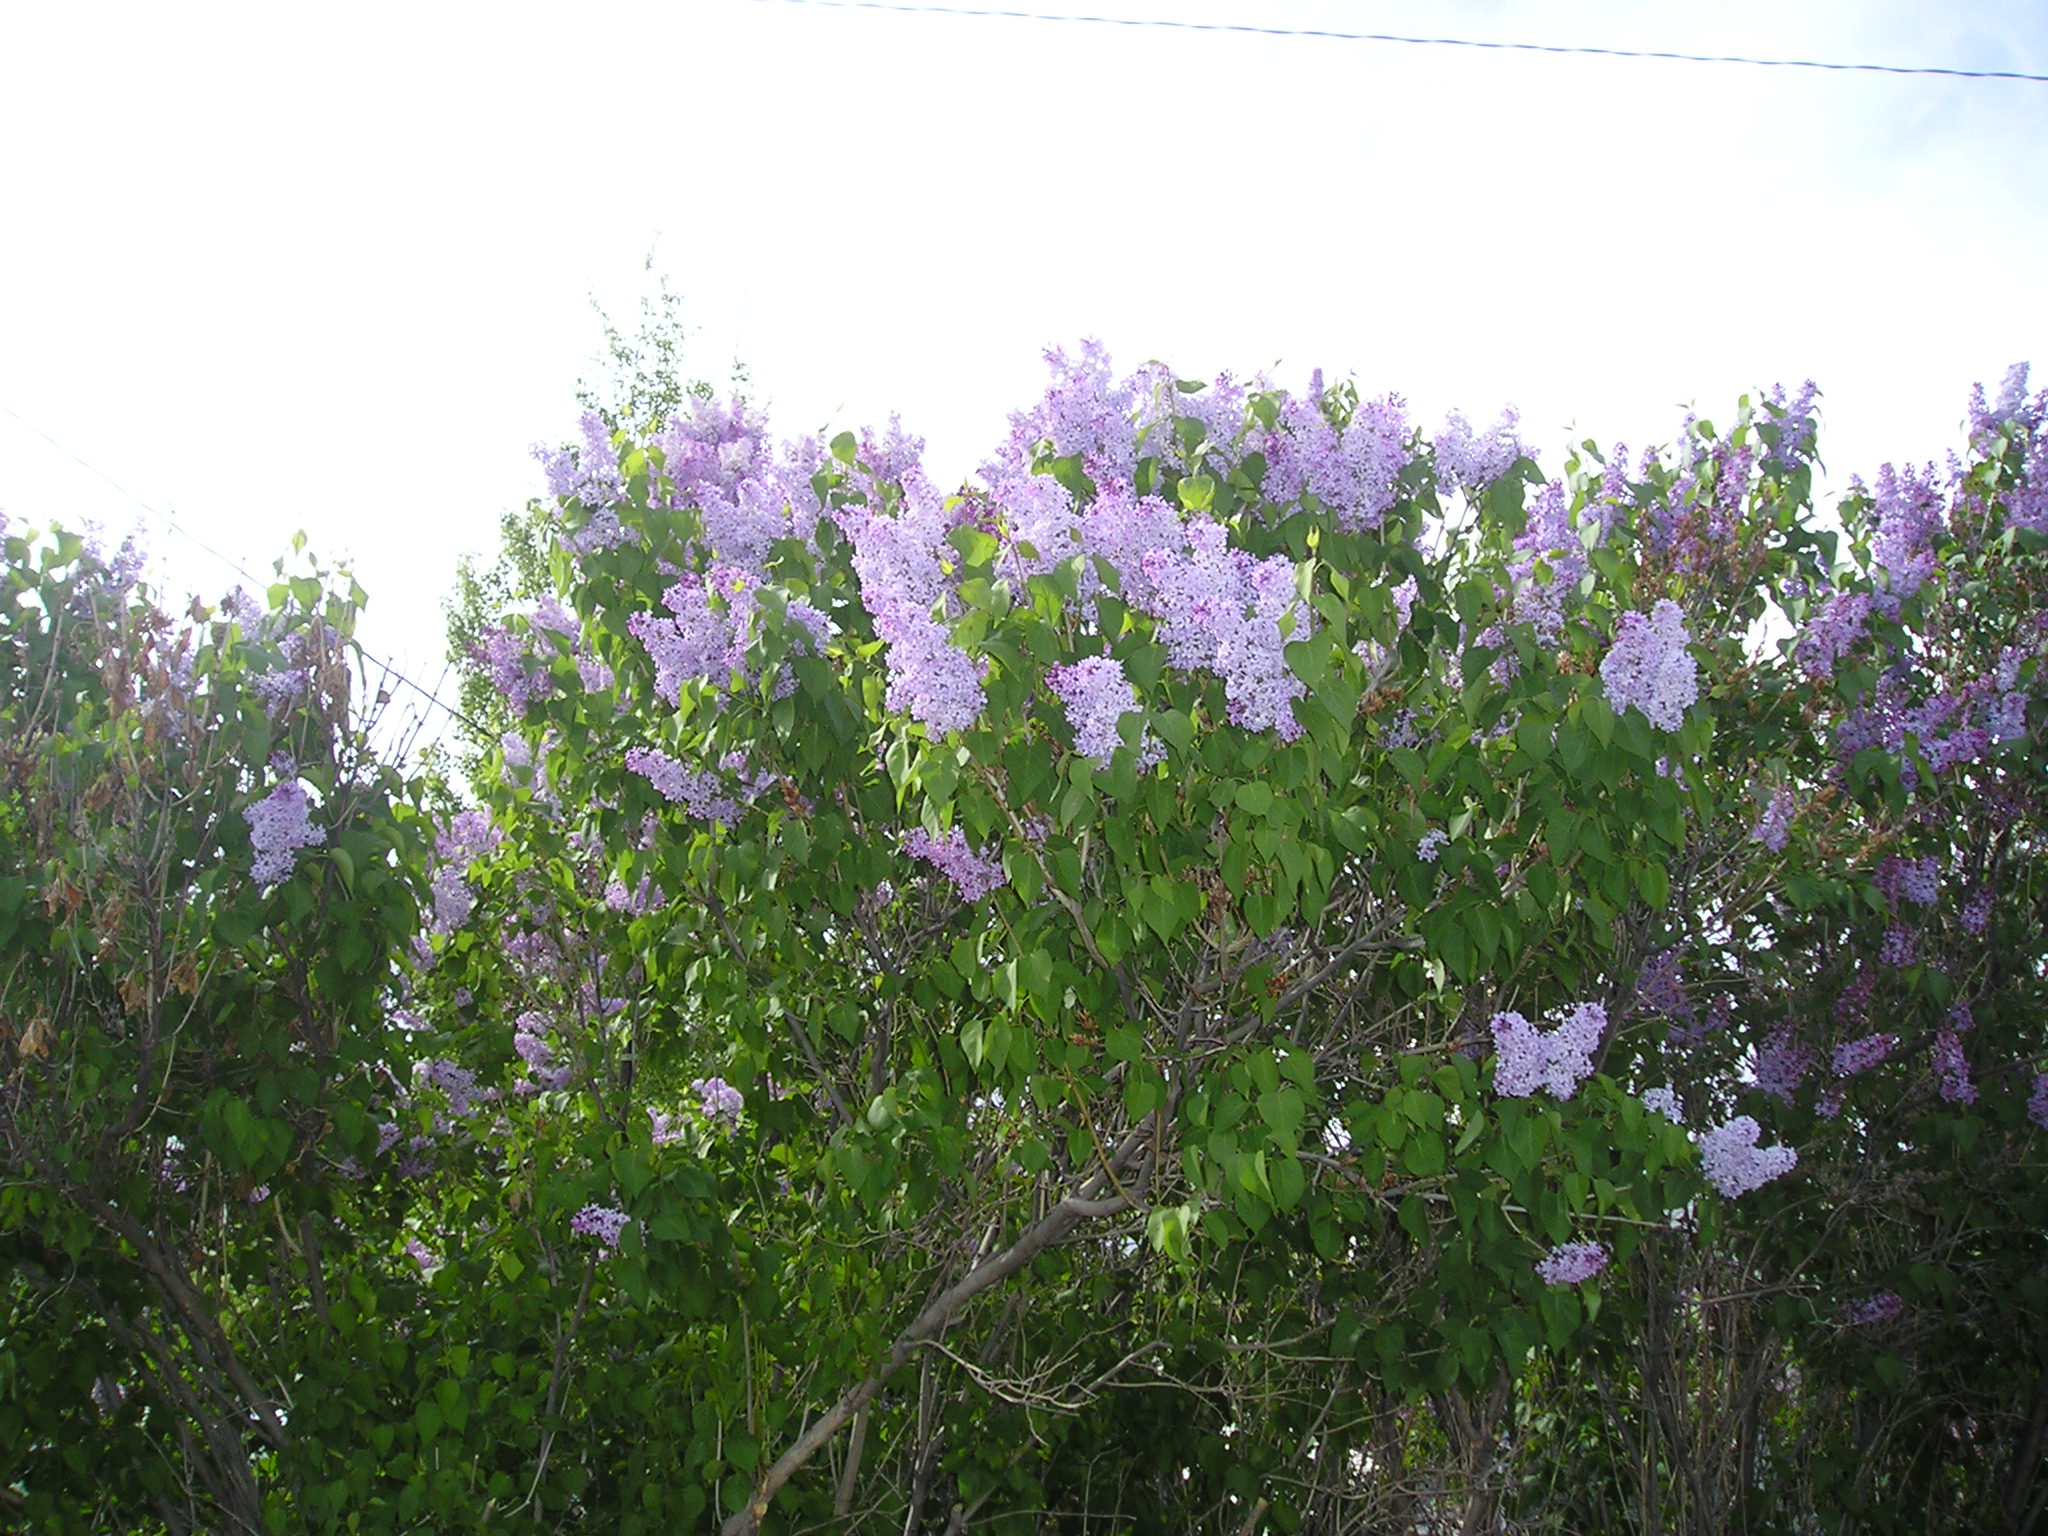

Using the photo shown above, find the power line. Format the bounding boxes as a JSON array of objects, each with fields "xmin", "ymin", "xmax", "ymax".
[
  {"xmin": 0, "ymin": 399, "xmax": 481, "ymax": 736},
  {"xmin": 753, "ymin": 0, "xmax": 2048, "ymax": 84}
]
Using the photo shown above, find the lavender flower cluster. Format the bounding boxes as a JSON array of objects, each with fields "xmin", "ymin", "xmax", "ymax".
[
  {"xmin": 1697, "ymin": 1115, "xmax": 1797, "ymax": 1197},
  {"xmin": 1138, "ymin": 518, "xmax": 1307, "ymax": 739},
  {"xmin": 1839, "ymin": 1291, "xmax": 1904, "ymax": 1326},
  {"xmin": 1491, "ymin": 1003, "xmax": 1606, "ymax": 1100},
  {"xmin": 245, "ymin": 779, "xmax": 326, "ymax": 887},
  {"xmin": 1750, "ymin": 788, "xmax": 1795, "ymax": 853},
  {"xmin": 691, "ymin": 1075, "xmax": 743, "ymax": 1130},
  {"xmin": 1600, "ymin": 600, "xmax": 1698, "ymax": 732},
  {"xmin": 1535, "ymin": 1240, "xmax": 1610, "ymax": 1287},
  {"xmin": 1261, "ymin": 382, "xmax": 1411, "ymax": 534},
  {"xmin": 1432, "ymin": 407, "xmax": 1523, "ymax": 497},
  {"xmin": 570, "ymin": 1203, "xmax": 629, "ymax": 1249},
  {"xmin": 1046, "ymin": 655, "xmax": 1160, "ymax": 769},
  {"xmin": 841, "ymin": 471, "xmax": 989, "ymax": 737},
  {"xmin": 625, "ymin": 746, "xmax": 769, "ymax": 828},
  {"xmin": 905, "ymin": 826, "xmax": 1007, "ymax": 902}
]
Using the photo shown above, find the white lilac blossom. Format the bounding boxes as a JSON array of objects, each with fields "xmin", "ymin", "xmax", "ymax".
[
  {"xmin": 1536, "ymin": 1241, "xmax": 1610, "ymax": 1287},
  {"xmin": 1490, "ymin": 1003, "xmax": 1605, "ymax": 1101},
  {"xmin": 1046, "ymin": 656, "xmax": 1160, "ymax": 769},
  {"xmin": 1600, "ymin": 600, "xmax": 1698, "ymax": 732},
  {"xmin": 905, "ymin": 826, "xmax": 1007, "ymax": 902},
  {"xmin": 1698, "ymin": 1116, "xmax": 1797, "ymax": 1197},
  {"xmin": 245, "ymin": 780, "xmax": 326, "ymax": 887}
]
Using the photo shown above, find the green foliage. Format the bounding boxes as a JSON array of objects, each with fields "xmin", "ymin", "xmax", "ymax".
[{"xmin": 6, "ymin": 358, "xmax": 2047, "ymax": 1535}]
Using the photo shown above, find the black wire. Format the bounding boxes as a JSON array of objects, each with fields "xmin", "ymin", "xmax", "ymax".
[
  {"xmin": 0, "ymin": 399, "xmax": 484, "ymax": 735},
  {"xmin": 754, "ymin": 0, "xmax": 2048, "ymax": 83}
]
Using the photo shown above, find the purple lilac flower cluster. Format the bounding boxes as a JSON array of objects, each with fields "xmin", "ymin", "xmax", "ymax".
[
  {"xmin": 1931, "ymin": 1016, "xmax": 1976, "ymax": 1105},
  {"xmin": 2029, "ymin": 1072, "xmax": 2048, "ymax": 1131},
  {"xmin": 1508, "ymin": 480, "xmax": 1587, "ymax": 646},
  {"xmin": 630, "ymin": 566, "xmax": 827, "ymax": 706},
  {"xmin": 1045, "ymin": 656, "xmax": 1161, "ymax": 769},
  {"xmin": 513, "ymin": 1011, "xmax": 571, "ymax": 1094},
  {"xmin": 1795, "ymin": 590, "xmax": 1872, "ymax": 682},
  {"xmin": 1876, "ymin": 854, "xmax": 1941, "ymax": 909},
  {"xmin": 1600, "ymin": 600, "xmax": 1698, "ymax": 732},
  {"xmin": 1832, "ymin": 1032, "xmax": 1897, "ymax": 1077},
  {"xmin": 1536, "ymin": 1241, "xmax": 1610, "ymax": 1286},
  {"xmin": 245, "ymin": 779, "xmax": 327, "ymax": 887},
  {"xmin": 473, "ymin": 623, "xmax": 554, "ymax": 715},
  {"xmin": 416, "ymin": 1058, "xmax": 481, "ymax": 1116},
  {"xmin": 1750, "ymin": 788, "xmax": 1795, "ymax": 853},
  {"xmin": 1764, "ymin": 380, "xmax": 1820, "ymax": 468},
  {"xmin": 651, "ymin": 394, "xmax": 828, "ymax": 569},
  {"xmin": 1491, "ymin": 1003, "xmax": 1606, "ymax": 1100},
  {"xmin": 841, "ymin": 471, "xmax": 989, "ymax": 736},
  {"xmin": 691, "ymin": 1076, "xmax": 743, "ymax": 1130},
  {"xmin": 625, "ymin": 746, "xmax": 770, "ymax": 828},
  {"xmin": 1416, "ymin": 828, "xmax": 1448, "ymax": 863},
  {"xmin": 905, "ymin": 826, "xmax": 1007, "ymax": 902},
  {"xmin": 996, "ymin": 340, "xmax": 1147, "ymax": 483},
  {"xmin": 1753, "ymin": 1026, "xmax": 1817, "ymax": 1104},
  {"xmin": 1641, "ymin": 1086, "xmax": 1685, "ymax": 1124},
  {"xmin": 604, "ymin": 874, "xmax": 663, "ymax": 915},
  {"xmin": 1138, "ymin": 518, "xmax": 1307, "ymax": 738},
  {"xmin": 1432, "ymin": 407, "xmax": 1523, "ymax": 497},
  {"xmin": 1839, "ymin": 1291, "xmax": 1904, "ymax": 1326},
  {"xmin": 570, "ymin": 1204, "xmax": 629, "ymax": 1249},
  {"xmin": 533, "ymin": 412, "xmax": 627, "ymax": 515},
  {"xmin": 1868, "ymin": 462, "xmax": 1946, "ymax": 600},
  {"xmin": 1698, "ymin": 1115, "xmax": 1797, "ymax": 1197},
  {"xmin": 1261, "ymin": 383, "xmax": 1410, "ymax": 534}
]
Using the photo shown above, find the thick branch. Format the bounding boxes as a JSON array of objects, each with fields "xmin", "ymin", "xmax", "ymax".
[{"xmin": 719, "ymin": 1152, "xmax": 1141, "ymax": 1536}]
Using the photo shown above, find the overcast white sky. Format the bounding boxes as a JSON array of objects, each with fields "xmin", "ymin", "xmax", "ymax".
[{"xmin": 3, "ymin": 0, "xmax": 2044, "ymax": 750}]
